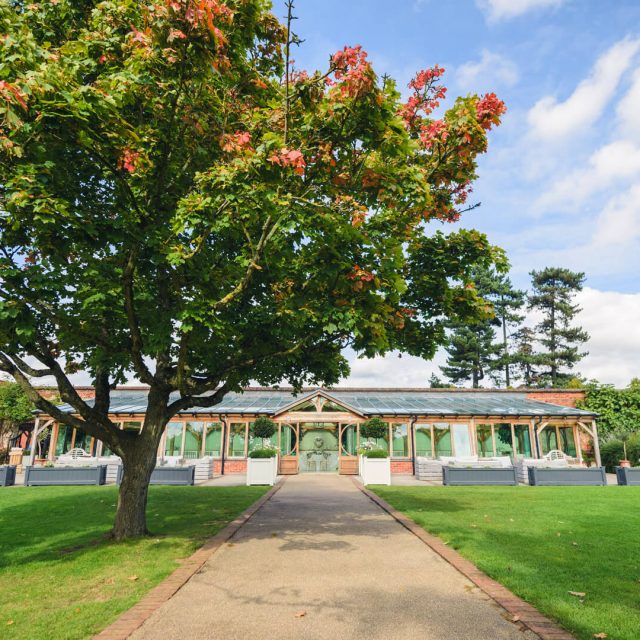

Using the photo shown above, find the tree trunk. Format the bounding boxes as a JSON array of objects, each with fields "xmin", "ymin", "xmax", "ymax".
[
  {"xmin": 111, "ymin": 443, "xmax": 158, "ymax": 540},
  {"xmin": 502, "ymin": 315, "xmax": 510, "ymax": 387},
  {"xmin": 111, "ymin": 388, "xmax": 169, "ymax": 540}
]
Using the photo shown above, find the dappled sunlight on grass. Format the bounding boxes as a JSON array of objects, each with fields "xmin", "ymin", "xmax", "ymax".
[{"xmin": 0, "ymin": 485, "xmax": 268, "ymax": 640}]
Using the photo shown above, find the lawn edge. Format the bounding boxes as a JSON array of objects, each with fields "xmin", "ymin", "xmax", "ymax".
[
  {"xmin": 93, "ymin": 478, "xmax": 286, "ymax": 640},
  {"xmin": 353, "ymin": 480, "xmax": 576, "ymax": 640}
]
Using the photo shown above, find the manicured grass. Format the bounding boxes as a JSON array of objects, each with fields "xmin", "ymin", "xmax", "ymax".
[
  {"xmin": 371, "ymin": 486, "xmax": 640, "ymax": 640},
  {"xmin": 0, "ymin": 485, "xmax": 269, "ymax": 640}
]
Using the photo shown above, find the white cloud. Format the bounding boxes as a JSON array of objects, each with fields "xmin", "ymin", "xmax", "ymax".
[
  {"xmin": 528, "ymin": 38, "xmax": 640, "ymax": 141},
  {"xmin": 536, "ymin": 140, "xmax": 640, "ymax": 210},
  {"xmin": 336, "ymin": 288, "xmax": 640, "ymax": 389},
  {"xmin": 477, "ymin": 0, "xmax": 565, "ymax": 23},
  {"xmin": 338, "ymin": 349, "xmax": 446, "ymax": 388},
  {"xmin": 456, "ymin": 50, "xmax": 519, "ymax": 91},
  {"xmin": 574, "ymin": 288, "xmax": 640, "ymax": 385},
  {"xmin": 592, "ymin": 183, "xmax": 640, "ymax": 247},
  {"xmin": 616, "ymin": 67, "xmax": 640, "ymax": 141}
]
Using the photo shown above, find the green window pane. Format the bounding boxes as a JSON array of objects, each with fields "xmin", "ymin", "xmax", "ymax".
[
  {"xmin": 341, "ymin": 424, "xmax": 357, "ymax": 456},
  {"xmin": 228, "ymin": 423, "xmax": 247, "ymax": 457},
  {"xmin": 392, "ymin": 423, "xmax": 409, "ymax": 457},
  {"xmin": 514, "ymin": 424, "xmax": 532, "ymax": 458},
  {"xmin": 541, "ymin": 428, "xmax": 558, "ymax": 455},
  {"xmin": 123, "ymin": 421, "xmax": 142, "ymax": 433},
  {"xmin": 184, "ymin": 422, "xmax": 204, "ymax": 459},
  {"xmin": 494, "ymin": 424, "xmax": 514, "ymax": 456},
  {"xmin": 280, "ymin": 424, "xmax": 297, "ymax": 456},
  {"xmin": 559, "ymin": 427, "xmax": 576, "ymax": 456},
  {"xmin": 434, "ymin": 423, "xmax": 452, "ymax": 457},
  {"xmin": 476, "ymin": 424, "xmax": 494, "ymax": 457},
  {"xmin": 415, "ymin": 424, "xmax": 433, "ymax": 458},
  {"xmin": 203, "ymin": 423, "xmax": 222, "ymax": 457},
  {"xmin": 164, "ymin": 422, "xmax": 183, "ymax": 457},
  {"xmin": 55, "ymin": 426, "xmax": 73, "ymax": 455}
]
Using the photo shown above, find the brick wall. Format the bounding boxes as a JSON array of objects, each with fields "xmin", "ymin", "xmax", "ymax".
[
  {"xmin": 525, "ymin": 390, "xmax": 585, "ymax": 408},
  {"xmin": 37, "ymin": 387, "xmax": 96, "ymax": 400},
  {"xmin": 391, "ymin": 460, "xmax": 413, "ymax": 474},
  {"xmin": 222, "ymin": 459, "xmax": 247, "ymax": 474}
]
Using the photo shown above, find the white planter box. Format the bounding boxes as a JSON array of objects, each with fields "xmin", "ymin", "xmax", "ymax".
[
  {"xmin": 360, "ymin": 456, "xmax": 391, "ymax": 486},
  {"xmin": 246, "ymin": 456, "xmax": 278, "ymax": 486}
]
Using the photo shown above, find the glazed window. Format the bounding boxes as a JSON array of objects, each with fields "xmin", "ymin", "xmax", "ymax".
[
  {"xmin": 391, "ymin": 423, "xmax": 409, "ymax": 457},
  {"xmin": 415, "ymin": 424, "xmax": 433, "ymax": 458},
  {"xmin": 228, "ymin": 423, "xmax": 247, "ymax": 457},
  {"xmin": 164, "ymin": 422, "xmax": 184, "ymax": 457}
]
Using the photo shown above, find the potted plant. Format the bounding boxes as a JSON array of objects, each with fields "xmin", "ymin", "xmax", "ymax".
[
  {"xmin": 617, "ymin": 431, "xmax": 631, "ymax": 468},
  {"xmin": 246, "ymin": 444, "xmax": 278, "ymax": 486},
  {"xmin": 360, "ymin": 446, "xmax": 391, "ymax": 486}
]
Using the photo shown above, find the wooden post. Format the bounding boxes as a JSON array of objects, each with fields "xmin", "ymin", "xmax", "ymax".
[
  {"xmin": 574, "ymin": 424, "xmax": 583, "ymax": 464},
  {"xmin": 592, "ymin": 420, "xmax": 602, "ymax": 467},
  {"xmin": 28, "ymin": 417, "xmax": 40, "ymax": 465},
  {"xmin": 48, "ymin": 422, "xmax": 59, "ymax": 462},
  {"xmin": 536, "ymin": 421, "xmax": 549, "ymax": 458}
]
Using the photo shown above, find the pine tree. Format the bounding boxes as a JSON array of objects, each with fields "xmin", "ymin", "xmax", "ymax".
[
  {"xmin": 528, "ymin": 267, "xmax": 589, "ymax": 386},
  {"xmin": 473, "ymin": 268, "xmax": 525, "ymax": 386},
  {"xmin": 511, "ymin": 326, "xmax": 538, "ymax": 386},
  {"xmin": 441, "ymin": 322, "xmax": 501, "ymax": 388}
]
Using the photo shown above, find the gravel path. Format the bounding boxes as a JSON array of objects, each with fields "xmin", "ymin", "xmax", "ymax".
[{"xmin": 132, "ymin": 474, "xmax": 536, "ymax": 640}]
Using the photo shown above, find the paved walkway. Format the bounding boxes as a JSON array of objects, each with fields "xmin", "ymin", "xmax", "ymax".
[{"xmin": 131, "ymin": 474, "xmax": 535, "ymax": 640}]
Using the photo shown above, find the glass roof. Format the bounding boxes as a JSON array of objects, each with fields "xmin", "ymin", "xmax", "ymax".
[{"xmin": 51, "ymin": 388, "xmax": 597, "ymax": 418}]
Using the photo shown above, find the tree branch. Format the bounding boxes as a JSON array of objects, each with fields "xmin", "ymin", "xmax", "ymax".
[
  {"xmin": 212, "ymin": 214, "xmax": 280, "ymax": 310},
  {"xmin": 0, "ymin": 351, "xmax": 87, "ymax": 432},
  {"xmin": 122, "ymin": 249, "xmax": 155, "ymax": 385}
]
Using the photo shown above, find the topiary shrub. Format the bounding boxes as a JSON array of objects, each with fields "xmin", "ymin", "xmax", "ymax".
[
  {"xmin": 360, "ymin": 418, "xmax": 387, "ymax": 440},
  {"xmin": 364, "ymin": 448, "xmax": 389, "ymax": 458},
  {"xmin": 252, "ymin": 417, "xmax": 277, "ymax": 440},
  {"xmin": 248, "ymin": 447, "xmax": 277, "ymax": 458}
]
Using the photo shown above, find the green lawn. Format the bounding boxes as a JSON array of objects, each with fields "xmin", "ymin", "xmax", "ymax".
[
  {"xmin": 371, "ymin": 486, "xmax": 640, "ymax": 640},
  {"xmin": 0, "ymin": 485, "xmax": 269, "ymax": 640}
]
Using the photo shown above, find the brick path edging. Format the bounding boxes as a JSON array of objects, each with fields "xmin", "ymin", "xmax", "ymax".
[
  {"xmin": 353, "ymin": 480, "xmax": 575, "ymax": 640},
  {"xmin": 94, "ymin": 478, "xmax": 286, "ymax": 640}
]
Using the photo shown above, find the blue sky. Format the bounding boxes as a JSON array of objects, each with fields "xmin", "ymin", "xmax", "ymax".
[{"xmin": 288, "ymin": 0, "xmax": 640, "ymax": 386}]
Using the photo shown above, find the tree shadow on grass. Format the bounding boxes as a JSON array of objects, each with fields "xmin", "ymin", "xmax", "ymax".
[{"xmin": 0, "ymin": 485, "xmax": 266, "ymax": 568}]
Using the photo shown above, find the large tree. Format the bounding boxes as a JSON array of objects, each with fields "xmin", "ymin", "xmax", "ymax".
[
  {"xmin": 510, "ymin": 326, "xmax": 538, "ymax": 386},
  {"xmin": 441, "ymin": 320, "xmax": 501, "ymax": 388},
  {"xmin": 440, "ymin": 264, "xmax": 523, "ymax": 388},
  {"xmin": 0, "ymin": 0, "xmax": 506, "ymax": 538},
  {"xmin": 528, "ymin": 267, "xmax": 589, "ymax": 386},
  {"xmin": 477, "ymin": 268, "xmax": 525, "ymax": 387}
]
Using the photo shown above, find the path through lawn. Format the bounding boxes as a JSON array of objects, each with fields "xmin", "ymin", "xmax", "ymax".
[
  {"xmin": 0, "ymin": 485, "xmax": 268, "ymax": 640},
  {"xmin": 372, "ymin": 486, "xmax": 640, "ymax": 640}
]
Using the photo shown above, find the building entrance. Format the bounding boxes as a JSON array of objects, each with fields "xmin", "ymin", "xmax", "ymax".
[{"xmin": 298, "ymin": 423, "xmax": 339, "ymax": 472}]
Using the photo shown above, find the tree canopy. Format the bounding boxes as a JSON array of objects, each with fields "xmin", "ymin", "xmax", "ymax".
[
  {"xmin": 528, "ymin": 267, "xmax": 589, "ymax": 386},
  {"xmin": 0, "ymin": 0, "xmax": 506, "ymax": 537},
  {"xmin": 440, "ymin": 265, "xmax": 523, "ymax": 388}
]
